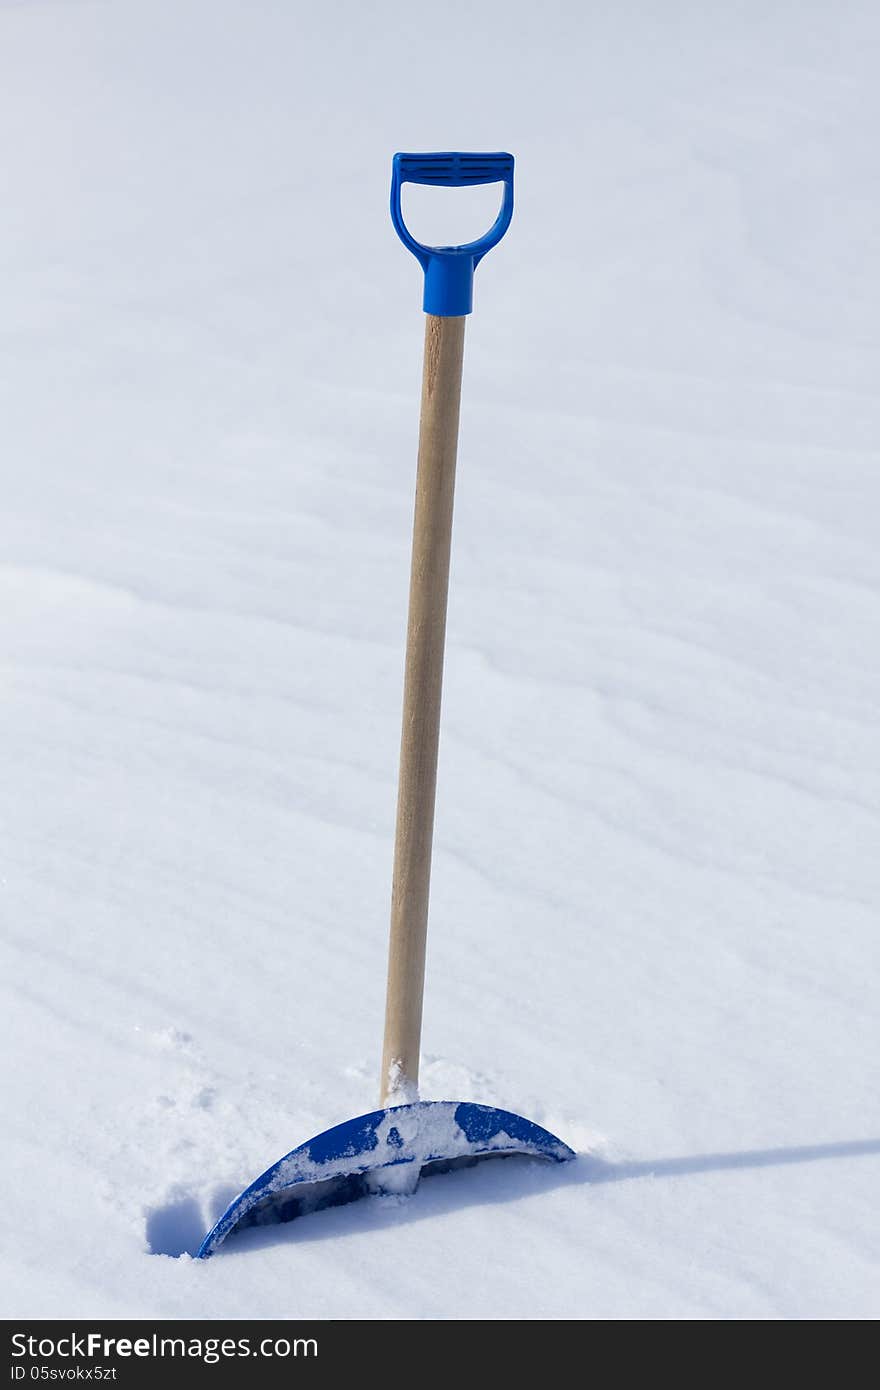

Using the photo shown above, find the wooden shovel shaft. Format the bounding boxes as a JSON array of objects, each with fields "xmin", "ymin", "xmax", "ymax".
[{"xmin": 380, "ymin": 314, "xmax": 467, "ymax": 1105}]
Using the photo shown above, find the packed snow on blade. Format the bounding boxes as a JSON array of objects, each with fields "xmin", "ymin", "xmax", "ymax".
[{"xmin": 197, "ymin": 1101, "xmax": 575, "ymax": 1257}]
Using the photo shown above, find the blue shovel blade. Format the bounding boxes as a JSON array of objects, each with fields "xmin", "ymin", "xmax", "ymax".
[{"xmin": 197, "ymin": 1101, "xmax": 575, "ymax": 1258}]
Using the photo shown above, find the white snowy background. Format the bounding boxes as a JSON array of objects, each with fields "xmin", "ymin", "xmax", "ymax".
[{"xmin": 1, "ymin": 0, "xmax": 878, "ymax": 1319}]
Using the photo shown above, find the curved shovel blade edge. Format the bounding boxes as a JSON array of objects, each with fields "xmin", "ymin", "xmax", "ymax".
[{"xmin": 197, "ymin": 1100, "xmax": 574, "ymax": 1257}]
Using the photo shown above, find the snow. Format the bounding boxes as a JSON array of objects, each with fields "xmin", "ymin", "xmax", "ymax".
[
  {"xmin": 2, "ymin": 0, "xmax": 879, "ymax": 1320},
  {"xmin": 382, "ymin": 1060, "xmax": 419, "ymax": 1107}
]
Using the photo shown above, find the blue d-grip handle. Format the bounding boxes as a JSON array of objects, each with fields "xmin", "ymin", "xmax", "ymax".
[{"xmin": 391, "ymin": 152, "xmax": 514, "ymax": 316}]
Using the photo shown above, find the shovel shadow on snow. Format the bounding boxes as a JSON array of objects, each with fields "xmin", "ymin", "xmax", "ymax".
[
  {"xmin": 580, "ymin": 1136, "xmax": 880, "ymax": 1185},
  {"xmin": 146, "ymin": 1187, "xmax": 241, "ymax": 1258},
  {"xmin": 193, "ymin": 1135, "xmax": 880, "ymax": 1259}
]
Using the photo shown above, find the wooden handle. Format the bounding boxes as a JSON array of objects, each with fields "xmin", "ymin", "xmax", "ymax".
[{"xmin": 380, "ymin": 314, "xmax": 467, "ymax": 1105}]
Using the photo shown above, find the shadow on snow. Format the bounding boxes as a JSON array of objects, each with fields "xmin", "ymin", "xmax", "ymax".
[{"xmin": 146, "ymin": 1135, "xmax": 880, "ymax": 1258}]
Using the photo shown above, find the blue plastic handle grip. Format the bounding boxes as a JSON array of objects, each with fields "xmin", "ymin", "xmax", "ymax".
[{"xmin": 390, "ymin": 151, "xmax": 514, "ymax": 316}]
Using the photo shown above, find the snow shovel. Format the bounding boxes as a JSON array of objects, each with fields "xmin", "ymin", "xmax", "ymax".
[{"xmin": 196, "ymin": 152, "xmax": 574, "ymax": 1258}]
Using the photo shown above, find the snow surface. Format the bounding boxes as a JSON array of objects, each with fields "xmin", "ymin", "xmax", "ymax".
[{"xmin": 2, "ymin": 0, "xmax": 879, "ymax": 1320}]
